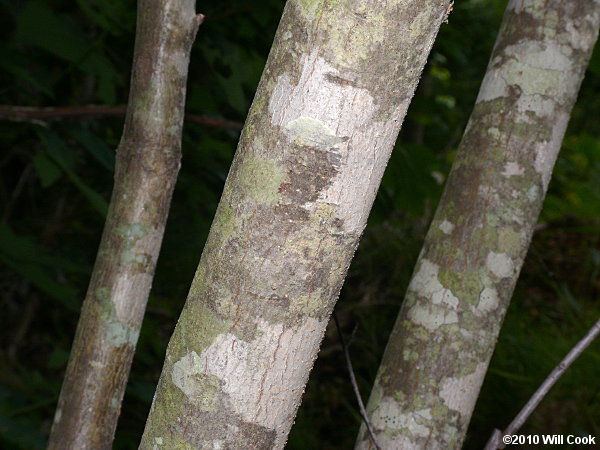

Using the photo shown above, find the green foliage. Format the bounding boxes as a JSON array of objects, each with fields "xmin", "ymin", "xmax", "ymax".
[
  {"xmin": 0, "ymin": 0, "xmax": 598, "ymax": 448},
  {"xmin": 543, "ymin": 134, "xmax": 600, "ymax": 222}
]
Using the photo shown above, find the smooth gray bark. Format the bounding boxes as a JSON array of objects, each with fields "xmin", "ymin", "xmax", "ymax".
[
  {"xmin": 47, "ymin": 2, "xmax": 200, "ymax": 448},
  {"xmin": 140, "ymin": 0, "xmax": 452, "ymax": 448},
  {"xmin": 356, "ymin": 1, "xmax": 600, "ymax": 448}
]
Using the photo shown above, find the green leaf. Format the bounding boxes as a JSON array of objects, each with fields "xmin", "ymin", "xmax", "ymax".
[
  {"xmin": 0, "ymin": 226, "xmax": 87, "ymax": 310},
  {"xmin": 0, "ymin": 415, "xmax": 45, "ymax": 450},
  {"xmin": 382, "ymin": 143, "xmax": 443, "ymax": 216},
  {"xmin": 0, "ymin": 225, "xmax": 90, "ymax": 274},
  {"xmin": 15, "ymin": 1, "xmax": 91, "ymax": 64},
  {"xmin": 0, "ymin": 48, "xmax": 54, "ymax": 98},
  {"xmin": 15, "ymin": 1, "xmax": 121, "ymax": 103},
  {"xmin": 36, "ymin": 128, "xmax": 76, "ymax": 172},
  {"xmin": 67, "ymin": 127, "xmax": 115, "ymax": 171},
  {"xmin": 32, "ymin": 152, "xmax": 62, "ymax": 187},
  {"xmin": 36, "ymin": 128, "xmax": 109, "ymax": 217},
  {"xmin": 0, "ymin": 257, "xmax": 79, "ymax": 311}
]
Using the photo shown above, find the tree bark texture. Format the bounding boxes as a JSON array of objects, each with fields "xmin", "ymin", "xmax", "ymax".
[
  {"xmin": 356, "ymin": 1, "xmax": 600, "ymax": 449},
  {"xmin": 47, "ymin": 2, "xmax": 200, "ymax": 449},
  {"xmin": 140, "ymin": 1, "xmax": 452, "ymax": 448}
]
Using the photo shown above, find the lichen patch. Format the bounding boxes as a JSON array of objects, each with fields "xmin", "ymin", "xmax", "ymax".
[
  {"xmin": 105, "ymin": 320, "xmax": 139, "ymax": 347},
  {"xmin": 439, "ymin": 362, "xmax": 487, "ymax": 418},
  {"xmin": 439, "ymin": 219, "xmax": 454, "ymax": 235},
  {"xmin": 485, "ymin": 252, "xmax": 514, "ymax": 279},
  {"xmin": 53, "ymin": 408, "xmax": 62, "ymax": 424},
  {"xmin": 174, "ymin": 318, "xmax": 326, "ymax": 448},
  {"xmin": 285, "ymin": 116, "xmax": 346, "ymax": 150},
  {"xmin": 501, "ymin": 161, "xmax": 525, "ymax": 177},
  {"xmin": 407, "ymin": 303, "xmax": 459, "ymax": 331},
  {"xmin": 171, "ymin": 351, "xmax": 221, "ymax": 411},
  {"xmin": 267, "ymin": 50, "xmax": 395, "ymax": 233},
  {"xmin": 408, "ymin": 260, "xmax": 459, "ymax": 308},
  {"xmin": 371, "ymin": 397, "xmax": 430, "ymax": 437},
  {"xmin": 477, "ymin": 287, "xmax": 500, "ymax": 313}
]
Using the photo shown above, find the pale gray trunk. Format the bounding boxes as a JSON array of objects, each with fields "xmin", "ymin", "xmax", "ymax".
[
  {"xmin": 47, "ymin": 2, "xmax": 200, "ymax": 448},
  {"xmin": 139, "ymin": 0, "xmax": 452, "ymax": 448},
  {"xmin": 356, "ymin": 1, "xmax": 600, "ymax": 449}
]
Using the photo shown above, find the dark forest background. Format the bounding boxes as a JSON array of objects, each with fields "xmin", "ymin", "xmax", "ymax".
[{"xmin": 0, "ymin": 1, "xmax": 599, "ymax": 448}]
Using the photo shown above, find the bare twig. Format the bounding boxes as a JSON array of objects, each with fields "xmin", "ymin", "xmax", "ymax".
[
  {"xmin": 485, "ymin": 317, "xmax": 600, "ymax": 450},
  {"xmin": 0, "ymin": 104, "xmax": 243, "ymax": 131},
  {"xmin": 333, "ymin": 313, "xmax": 382, "ymax": 450}
]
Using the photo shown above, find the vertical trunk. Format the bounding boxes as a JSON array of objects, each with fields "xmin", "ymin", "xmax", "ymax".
[
  {"xmin": 356, "ymin": 1, "xmax": 600, "ymax": 448},
  {"xmin": 140, "ymin": 0, "xmax": 452, "ymax": 448},
  {"xmin": 47, "ymin": 2, "xmax": 201, "ymax": 449}
]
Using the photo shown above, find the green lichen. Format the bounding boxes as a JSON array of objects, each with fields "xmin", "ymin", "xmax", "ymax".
[
  {"xmin": 487, "ymin": 127, "xmax": 501, "ymax": 140},
  {"xmin": 172, "ymin": 303, "xmax": 231, "ymax": 359},
  {"xmin": 236, "ymin": 156, "xmax": 285, "ymax": 206},
  {"xmin": 486, "ymin": 212, "xmax": 500, "ymax": 227},
  {"xmin": 512, "ymin": 120, "xmax": 553, "ymax": 142},
  {"xmin": 171, "ymin": 352, "xmax": 222, "ymax": 411},
  {"xmin": 402, "ymin": 349, "xmax": 419, "ymax": 362},
  {"xmin": 105, "ymin": 320, "xmax": 139, "ymax": 347},
  {"xmin": 120, "ymin": 251, "xmax": 148, "ymax": 266},
  {"xmin": 498, "ymin": 227, "xmax": 522, "ymax": 258},
  {"xmin": 210, "ymin": 201, "xmax": 236, "ymax": 242},
  {"xmin": 473, "ymin": 223, "xmax": 499, "ymax": 250},
  {"xmin": 527, "ymin": 185, "xmax": 539, "ymax": 202},
  {"xmin": 294, "ymin": 0, "xmax": 325, "ymax": 19},
  {"xmin": 326, "ymin": 10, "xmax": 387, "ymax": 67},
  {"xmin": 95, "ymin": 286, "xmax": 111, "ymax": 305},
  {"xmin": 95, "ymin": 286, "xmax": 117, "ymax": 320},
  {"xmin": 407, "ymin": 302, "xmax": 458, "ymax": 331},
  {"xmin": 285, "ymin": 117, "xmax": 345, "ymax": 150},
  {"xmin": 438, "ymin": 269, "xmax": 482, "ymax": 306},
  {"xmin": 115, "ymin": 222, "xmax": 151, "ymax": 267},
  {"xmin": 292, "ymin": 288, "xmax": 324, "ymax": 315}
]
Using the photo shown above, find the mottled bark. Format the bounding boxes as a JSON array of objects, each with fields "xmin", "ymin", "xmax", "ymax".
[
  {"xmin": 139, "ymin": 0, "xmax": 451, "ymax": 448},
  {"xmin": 47, "ymin": 2, "xmax": 201, "ymax": 449},
  {"xmin": 356, "ymin": 1, "xmax": 600, "ymax": 449}
]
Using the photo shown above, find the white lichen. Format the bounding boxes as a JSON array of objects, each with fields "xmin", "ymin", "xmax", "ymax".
[
  {"xmin": 285, "ymin": 116, "xmax": 345, "ymax": 150},
  {"xmin": 408, "ymin": 305, "xmax": 459, "ymax": 331},
  {"xmin": 409, "ymin": 260, "xmax": 459, "ymax": 308},
  {"xmin": 171, "ymin": 351, "xmax": 205, "ymax": 400},
  {"xmin": 105, "ymin": 320, "xmax": 139, "ymax": 347},
  {"xmin": 527, "ymin": 185, "xmax": 539, "ymax": 202},
  {"xmin": 439, "ymin": 219, "xmax": 455, "ymax": 235},
  {"xmin": 172, "ymin": 318, "xmax": 326, "ymax": 449},
  {"xmin": 487, "ymin": 127, "xmax": 501, "ymax": 140},
  {"xmin": 477, "ymin": 41, "xmax": 571, "ymax": 104},
  {"xmin": 268, "ymin": 50, "xmax": 401, "ymax": 232},
  {"xmin": 501, "ymin": 161, "xmax": 525, "ymax": 177},
  {"xmin": 371, "ymin": 397, "xmax": 431, "ymax": 437},
  {"xmin": 477, "ymin": 287, "xmax": 500, "ymax": 312},
  {"xmin": 486, "ymin": 252, "xmax": 514, "ymax": 279},
  {"xmin": 439, "ymin": 362, "xmax": 488, "ymax": 418}
]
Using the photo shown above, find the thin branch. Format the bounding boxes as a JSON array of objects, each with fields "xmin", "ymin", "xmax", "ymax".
[
  {"xmin": 485, "ymin": 317, "xmax": 600, "ymax": 450},
  {"xmin": 0, "ymin": 104, "xmax": 243, "ymax": 131},
  {"xmin": 333, "ymin": 312, "xmax": 382, "ymax": 450}
]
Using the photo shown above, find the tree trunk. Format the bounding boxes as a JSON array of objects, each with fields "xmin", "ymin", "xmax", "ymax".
[
  {"xmin": 356, "ymin": 1, "xmax": 600, "ymax": 448},
  {"xmin": 47, "ymin": 2, "xmax": 201, "ymax": 449},
  {"xmin": 139, "ymin": 0, "xmax": 452, "ymax": 448}
]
